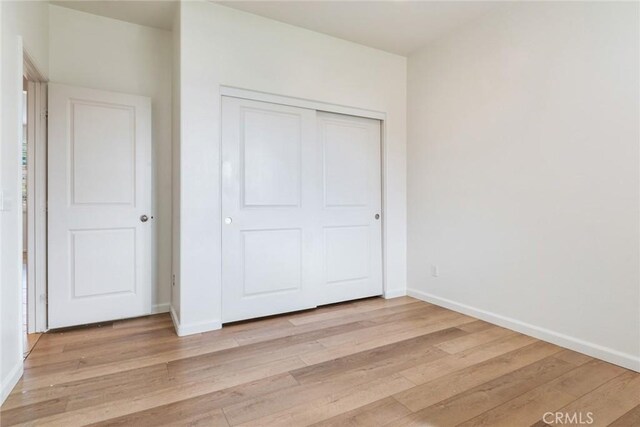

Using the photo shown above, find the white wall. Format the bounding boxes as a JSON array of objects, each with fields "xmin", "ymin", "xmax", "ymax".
[
  {"xmin": 407, "ymin": 2, "xmax": 640, "ymax": 370},
  {"xmin": 1, "ymin": 0, "xmax": 49, "ymax": 404},
  {"xmin": 48, "ymin": 5, "xmax": 173, "ymax": 313},
  {"xmin": 174, "ymin": 2, "xmax": 407, "ymax": 333}
]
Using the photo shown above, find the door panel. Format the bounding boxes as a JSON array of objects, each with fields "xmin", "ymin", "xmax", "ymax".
[
  {"xmin": 71, "ymin": 228, "xmax": 136, "ymax": 297},
  {"xmin": 222, "ymin": 97, "xmax": 318, "ymax": 322},
  {"xmin": 241, "ymin": 229, "xmax": 302, "ymax": 296},
  {"xmin": 48, "ymin": 83, "xmax": 152, "ymax": 328},
  {"xmin": 318, "ymin": 112, "xmax": 383, "ymax": 305},
  {"xmin": 242, "ymin": 108, "xmax": 301, "ymax": 207},
  {"xmin": 323, "ymin": 122, "xmax": 370, "ymax": 207},
  {"xmin": 71, "ymin": 101, "xmax": 135, "ymax": 204},
  {"xmin": 324, "ymin": 225, "xmax": 370, "ymax": 283}
]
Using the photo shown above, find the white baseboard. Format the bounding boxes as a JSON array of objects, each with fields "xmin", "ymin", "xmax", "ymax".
[
  {"xmin": 169, "ymin": 305, "xmax": 180, "ymax": 334},
  {"xmin": 384, "ymin": 288, "xmax": 407, "ymax": 299},
  {"xmin": 170, "ymin": 305, "xmax": 221, "ymax": 337},
  {"xmin": 407, "ymin": 288, "xmax": 640, "ymax": 372},
  {"xmin": 151, "ymin": 303, "xmax": 170, "ymax": 314},
  {"xmin": 1, "ymin": 360, "xmax": 23, "ymax": 405}
]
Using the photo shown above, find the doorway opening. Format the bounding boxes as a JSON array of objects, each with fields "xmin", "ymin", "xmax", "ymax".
[
  {"xmin": 22, "ymin": 52, "xmax": 48, "ymax": 356},
  {"xmin": 22, "ymin": 78, "xmax": 41, "ymax": 356}
]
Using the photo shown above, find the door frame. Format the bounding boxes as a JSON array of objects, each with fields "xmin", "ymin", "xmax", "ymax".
[
  {"xmin": 219, "ymin": 86, "xmax": 392, "ymax": 300},
  {"xmin": 23, "ymin": 51, "xmax": 48, "ymax": 333}
]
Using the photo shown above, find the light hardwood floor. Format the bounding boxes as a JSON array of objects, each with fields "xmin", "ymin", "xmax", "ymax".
[{"xmin": 1, "ymin": 297, "xmax": 638, "ymax": 426}]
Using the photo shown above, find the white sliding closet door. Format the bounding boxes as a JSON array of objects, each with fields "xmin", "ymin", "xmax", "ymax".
[
  {"xmin": 221, "ymin": 96, "xmax": 383, "ymax": 323},
  {"xmin": 221, "ymin": 97, "xmax": 319, "ymax": 322},
  {"xmin": 317, "ymin": 112, "xmax": 383, "ymax": 305}
]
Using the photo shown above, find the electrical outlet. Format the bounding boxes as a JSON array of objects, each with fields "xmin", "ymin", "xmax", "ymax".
[
  {"xmin": 172, "ymin": 274, "xmax": 176, "ymax": 287},
  {"xmin": 430, "ymin": 265, "xmax": 439, "ymax": 278}
]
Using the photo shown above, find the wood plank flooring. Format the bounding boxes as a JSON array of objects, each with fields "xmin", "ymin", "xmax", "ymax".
[{"xmin": 1, "ymin": 297, "xmax": 638, "ymax": 426}]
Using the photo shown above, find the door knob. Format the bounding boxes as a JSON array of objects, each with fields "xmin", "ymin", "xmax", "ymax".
[
  {"xmin": 140, "ymin": 215, "xmax": 149, "ymax": 222},
  {"xmin": 375, "ymin": 213, "xmax": 380, "ymax": 220},
  {"xmin": 225, "ymin": 217, "xmax": 233, "ymax": 225}
]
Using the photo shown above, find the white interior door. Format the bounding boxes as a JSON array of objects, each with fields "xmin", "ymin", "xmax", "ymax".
[
  {"xmin": 317, "ymin": 112, "xmax": 383, "ymax": 305},
  {"xmin": 48, "ymin": 83, "xmax": 152, "ymax": 328},
  {"xmin": 221, "ymin": 96, "xmax": 319, "ymax": 322}
]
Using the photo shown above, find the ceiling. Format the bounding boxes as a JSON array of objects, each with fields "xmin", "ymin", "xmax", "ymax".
[
  {"xmin": 215, "ymin": 1, "xmax": 500, "ymax": 55},
  {"xmin": 50, "ymin": 1, "xmax": 177, "ymax": 31},
  {"xmin": 50, "ymin": 1, "xmax": 500, "ymax": 56}
]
